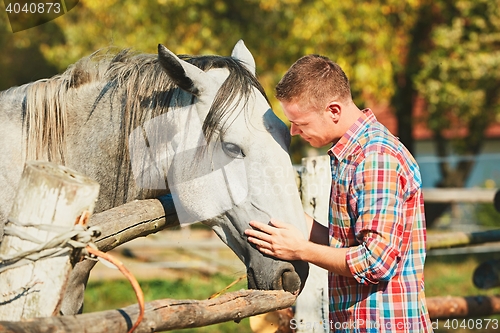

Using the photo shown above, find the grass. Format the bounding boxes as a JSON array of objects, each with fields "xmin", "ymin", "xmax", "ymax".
[
  {"xmin": 424, "ymin": 252, "xmax": 500, "ymax": 333},
  {"xmin": 84, "ymin": 252, "xmax": 500, "ymax": 332},
  {"xmin": 84, "ymin": 273, "xmax": 253, "ymax": 333},
  {"xmin": 425, "ymin": 252, "xmax": 500, "ymax": 298}
]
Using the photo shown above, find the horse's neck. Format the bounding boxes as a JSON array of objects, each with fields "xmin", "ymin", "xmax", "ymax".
[
  {"xmin": 0, "ymin": 85, "xmax": 29, "ymax": 164},
  {"xmin": 63, "ymin": 81, "xmax": 171, "ymax": 211},
  {"xmin": 0, "ymin": 86, "xmax": 31, "ymax": 224},
  {"xmin": 2, "ymin": 78, "xmax": 172, "ymax": 212},
  {"xmin": 0, "ymin": 85, "xmax": 28, "ymax": 118}
]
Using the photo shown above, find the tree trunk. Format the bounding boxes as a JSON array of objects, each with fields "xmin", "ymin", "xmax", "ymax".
[{"xmin": 392, "ymin": 2, "xmax": 436, "ymax": 155}]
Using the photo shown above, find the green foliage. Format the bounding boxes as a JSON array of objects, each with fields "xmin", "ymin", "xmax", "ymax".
[
  {"xmin": 1, "ymin": 0, "xmax": 499, "ymax": 176},
  {"xmin": 415, "ymin": 0, "xmax": 500, "ymax": 155},
  {"xmin": 0, "ymin": 7, "xmax": 63, "ymax": 90},
  {"xmin": 1, "ymin": 0, "xmax": 411, "ymax": 104}
]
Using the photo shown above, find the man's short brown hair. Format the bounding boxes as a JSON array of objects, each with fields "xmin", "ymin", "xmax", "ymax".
[{"xmin": 275, "ymin": 55, "xmax": 351, "ymax": 108}]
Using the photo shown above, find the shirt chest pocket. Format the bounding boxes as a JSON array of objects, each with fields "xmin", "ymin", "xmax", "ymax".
[
  {"xmin": 331, "ymin": 185, "xmax": 349, "ymax": 219},
  {"xmin": 330, "ymin": 162, "xmax": 351, "ymax": 219},
  {"xmin": 330, "ymin": 163, "xmax": 358, "ymax": 246},
  {"xmin": 329, "ymin": 184, "xmax": 351, "ymax": 241}
]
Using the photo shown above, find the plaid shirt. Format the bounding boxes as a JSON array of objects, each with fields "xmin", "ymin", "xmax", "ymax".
[{"xmin": 327, "ymin": 109, "xmax": 433, "ymax": 332}]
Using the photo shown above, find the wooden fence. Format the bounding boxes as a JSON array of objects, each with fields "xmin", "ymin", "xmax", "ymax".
[
  {"xmin": 0, "ymin": 162, "xmax": 296, "ymax": 332},
  {"xmin": 1, "ymin": 157, "xmax": 500, "ymax": 332}
]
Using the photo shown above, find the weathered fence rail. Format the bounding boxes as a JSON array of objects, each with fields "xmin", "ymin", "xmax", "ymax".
[
  {"xmin": 89, "ymin": 195, "xmax": 179, "ymax": 252},
  {"xmin": 293, "ymin": 155, "xmax": 330, "ymax": 333},
  {"xmin": 0, "ymin": 290, "xmax": 296, "ymax": 333},
  {"xmin": 426, "ymin": 295, "xmax": 500, "ymax": 319},
  {"xmin": 427, "ymin": 229, "xmax": 500, "ymax": 250},
  {"xmin": 60, "ymin": 195, "xmax": 181, "ymax": 315},
  {"xmin": 422, "ymin": 188, "xmax": 497, "ymax": 203}
]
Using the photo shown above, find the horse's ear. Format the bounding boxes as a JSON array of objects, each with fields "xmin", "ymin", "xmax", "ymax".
[
  {"xmin": 158, "ymin": 44, "xmax": 209, "ymax": 96},
  {"xmin": 231, "ymin": 40, "xmax": 256, "ymax": 76}
]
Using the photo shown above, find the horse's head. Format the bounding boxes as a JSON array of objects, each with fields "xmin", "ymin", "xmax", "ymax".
[{"xmin": 131, "ymin": 41, "xmax": 309, "ymax": 294}]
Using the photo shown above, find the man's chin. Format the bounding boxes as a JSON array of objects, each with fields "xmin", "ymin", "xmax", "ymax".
[
  {"xmin": 308, "ymin": 141, "xmax": 321, "ymax": 148},
  {"xmin": 301, "ymin": 136, "xmax": 313, "ymax": 143},
  {"xmin": 301, "ymin": 136, "xmax": 328, "ymax": 148},
  {"xmin": 308, "ymin": 140, "xmax": 330, "ymax": 148}
]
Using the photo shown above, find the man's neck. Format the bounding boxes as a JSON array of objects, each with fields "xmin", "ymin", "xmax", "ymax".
[{"xmin": 339, "ymin": 102, "xmax": 363, "ymax": 134}]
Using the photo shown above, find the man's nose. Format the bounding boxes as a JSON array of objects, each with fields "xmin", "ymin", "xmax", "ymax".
[{"xmin": 290, "ymin": 123, "xmax": 301, "ymax": 136}]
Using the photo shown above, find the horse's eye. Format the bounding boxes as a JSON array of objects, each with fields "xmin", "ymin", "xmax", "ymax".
[{"xmin": 222, "ymin": 142, "xmax": 245, "ymax": 158}]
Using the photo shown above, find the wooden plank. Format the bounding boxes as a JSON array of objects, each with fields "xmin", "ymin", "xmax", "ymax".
[
  {"xmin": 427, "ymin": 229, "xmax": 500, "ymax": 249},
  {"xmin": 422, "ymin": 188, "xmax": 497, "ymax": 203},
  {"xmin": 300, "ymin": 155, "xmax": 330, "ymax": 226},
  {"xmin": 0, "ymin": 162, "xmax": 99, "ymax": 320},
  {"xmin": 294, "ymin": 156, "xmax": 330, "ymax": 333},
  {"xmin": 3, "ymin": 292, "xmax": 500, "ymax": 332},
  {"xmin": 426, "ymin": 295, "xmax": 500, "ymax": 319},
  {"xmin": 90, "ymin": 194, "xmax": 179, "ymax": 253},
  {"xmin": 0, "ymin": 290, "xmax": 296, "ymax": 333}
]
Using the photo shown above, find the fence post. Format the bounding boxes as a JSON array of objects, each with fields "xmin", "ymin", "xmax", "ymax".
[
  {"xmin": 294, "ymin": 155, "xmax": 330, "ymax": 333},
  {"xmin": 0, "ymin": 161, "xmax": 99, "ymax": 320}
]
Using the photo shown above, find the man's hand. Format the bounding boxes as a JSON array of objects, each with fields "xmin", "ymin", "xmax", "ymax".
[{"xmin": 244, "ymin": 219, "xmax": 307, "ymax": 261}]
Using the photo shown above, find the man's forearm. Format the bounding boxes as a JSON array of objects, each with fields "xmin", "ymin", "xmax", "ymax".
[
  {"xmin": 305, "ymin": 214, "xmax": 329, "ymax": 245},
  {"xmin": 303, "ymin": 216, "xmax": 350, "ymax": 276},
  {"xmin": 297, "ymin": 240, "xmax": 352, "ymax": 278}
]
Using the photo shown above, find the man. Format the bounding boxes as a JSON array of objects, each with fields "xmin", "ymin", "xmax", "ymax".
[{"xmin": 245, "ymin": 55, "xmax": 433, "ymax": 332}]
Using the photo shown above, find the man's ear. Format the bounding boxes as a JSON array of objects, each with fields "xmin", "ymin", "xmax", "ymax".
[{"xmin": 326, "ymin": 102, "xmax": 341, "ymax": 122}]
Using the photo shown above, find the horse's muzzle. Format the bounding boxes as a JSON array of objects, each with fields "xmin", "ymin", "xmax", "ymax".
[{"xmin": 247, "ymin": 259, "xmax": 309, "ymax": 294}]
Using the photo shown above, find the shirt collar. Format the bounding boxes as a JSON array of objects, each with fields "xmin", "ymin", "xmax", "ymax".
[{"xmin": 328, "ymin": 108, "xmax": 377, "ymax": 160}]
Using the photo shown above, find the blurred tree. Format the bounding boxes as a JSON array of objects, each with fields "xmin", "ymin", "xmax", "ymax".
[
  {"xmin": 414, "ymin": 0, "xmax": 500, "ymax": 224},
  {"xmin": 416, "ymin": 0, "xmax": 500, "ymax": 187},
  {"xmin": 389, "ymin": 0, "xmax": 438, "ymax": 154},
  {"xmin": 2, "ymin": 1, "xmax": 408, "ymax": 137},
  {"xmin": 0, "ymin": 11, "xmax": 64, "ymax": 90}
]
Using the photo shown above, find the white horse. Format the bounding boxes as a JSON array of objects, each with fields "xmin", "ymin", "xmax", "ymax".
[{"xmin": 0, "ymin": 41, "xmax": 309, "ymax": 313}]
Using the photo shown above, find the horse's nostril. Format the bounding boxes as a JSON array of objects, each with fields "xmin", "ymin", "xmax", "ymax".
[
  {"xmin": 246, "ymin": 258, "xmax": 307, "ymax": 292},
  {"xmin": 282, "ymin": 270, "xmax": 301, "ymax": 294}
]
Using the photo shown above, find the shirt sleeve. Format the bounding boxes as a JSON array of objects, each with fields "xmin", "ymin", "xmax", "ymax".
[{"xmin": 345, "ymin": 152, "xmax": 405, "ymax": 285}]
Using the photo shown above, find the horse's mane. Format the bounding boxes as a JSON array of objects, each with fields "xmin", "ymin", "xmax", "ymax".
[{"xmin": 23, "ymin": 47, "xmax": 269, "ymax": 164}]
